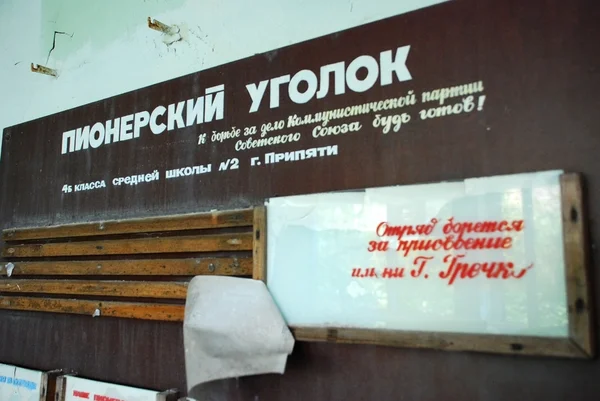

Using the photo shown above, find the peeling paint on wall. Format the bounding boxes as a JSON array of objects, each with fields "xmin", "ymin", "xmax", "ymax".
[{"xmin": 40, "ymin": 0, "xmax": 186, "ymax": 64}]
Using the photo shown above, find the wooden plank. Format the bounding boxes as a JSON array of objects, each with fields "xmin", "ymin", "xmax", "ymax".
[
  {"xmin": 0, "ymin": 280, "xmax": 188, "ymax": 299},
  {"xmin": 0, "ymin": 257, "xmax": 252, "ymax": 276},
  {"xmin": 252, "ymin": 206, "xmax": 267, "ymax": 282},
  {"xmin": 2, "ymin": 208, "xmax": 253, "ymax": 241},
  {"xmin": 291, "ymin": 327, "xmax": 588, "ymax": 358},
  {"xmin": 2, "ymin": 232, "xmax": 253, "ymax": 258},
  {"xmin": 0, "ymin": 296, "xmax": 185, "ymax": 321},
  {"xmin": 560, "ymin": 173, "xmax": 594, "ymax": 358}
]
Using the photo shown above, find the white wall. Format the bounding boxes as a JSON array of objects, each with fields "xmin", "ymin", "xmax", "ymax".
[{"xmin": 0, "ymin": 0, "xmax": 447, "ymax": 159}]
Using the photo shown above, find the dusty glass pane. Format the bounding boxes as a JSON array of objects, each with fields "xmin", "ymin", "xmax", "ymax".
[{"xmin": 267, "ymin": 170, "xmax": 568, "ymax": 337}]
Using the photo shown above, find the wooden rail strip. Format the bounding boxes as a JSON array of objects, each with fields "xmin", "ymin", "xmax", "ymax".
[
  {"xmin": 0, "ymin": 296, "xmax": 185, "ymax": 321},
  {"xmin": 0, "ymin": 257, "xmax": 252, "ymax": 276},
  {"xmin": 2, "ymin": 232, "xmax": 253, "ymax": 258},
  {"xmin": 560, "ymin": 173, "xmax": 594, "ymax": 357},
  {"xmin": 0, "ymin": 280, "xmax": 188, "ymax": 299},
  {"xmin": 2, "ymin": 208, "xmax": 253, "ymax": 241},
  {"xmin": 252, "ymin": 206, "xmax": 267, "ymax": 281},
  {"xmin": 290, "ymin": 327, "xmax": 588, "ymax": 358}
]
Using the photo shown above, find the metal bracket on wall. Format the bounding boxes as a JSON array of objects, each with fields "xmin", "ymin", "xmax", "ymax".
[
  {"xmin": 31, "ymin": 63, "xmax": 58, "ymax": 78},
  {"xmin": 148, "ymin": 17, "xmax": 176, "ymax": 34},
  {"xmin": 147, "ymin": 17, "xmax": 182, "ymax": 45}
]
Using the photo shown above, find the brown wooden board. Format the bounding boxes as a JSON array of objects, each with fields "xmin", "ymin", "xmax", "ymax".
[
  {"xmin": 0, "ymin": 257, "xmax": 252, "ymax": 276},
  {"xmin": 560, "ymin": 173, "xmax": 594, "ymax": 357},
  {"xmin": 1, "ymin": 0, "xmax": 600, "ymax": 399},
  {"xmin": 0, "ymin": 280, "xmax": 188, "ymax": 299},
  {"xmin": 2, "ymin": 209, "xmax": 253, "ymax": 241},
  {"xmin": 0, "ymin": 296, "xmax": 184, "ymax": 321},
  {"xmin": 252, "ymin": 206, "xmax": 267, "ymax": 281},
  {"xmin": 290, "ymin": 327, "xmax": 583, "ymax": 359},
  {"xmin": 2, "ymin": 233, "xmax": 253, "ymax": 257},
  {"xmin": 0, "ymin": 210, "xmax": 256, "ymax": 323}
]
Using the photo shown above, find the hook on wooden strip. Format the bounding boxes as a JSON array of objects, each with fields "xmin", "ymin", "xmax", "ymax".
[{"xmin": 31, "ymin": 63, "xmax": 57, "ymax": 77}]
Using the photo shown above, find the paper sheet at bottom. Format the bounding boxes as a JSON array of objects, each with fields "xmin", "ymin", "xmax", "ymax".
[{"xmin": 183, "ymin": 276, "xmax": 295, "ymax": 391}]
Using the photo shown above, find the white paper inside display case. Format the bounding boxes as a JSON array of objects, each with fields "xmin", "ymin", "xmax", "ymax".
[
  {"xmin": 61, "ymin": 375, "xmax": 164, "ymax": 401},
  {"xmin": 0, "ymin": 363, "xmax": 45, "ymax": 401},
  {"xmin": 266, "ymin": 170, "xmax": 569, "ymax": 337}
]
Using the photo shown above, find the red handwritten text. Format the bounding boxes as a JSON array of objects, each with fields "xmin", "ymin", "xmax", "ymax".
[
  {"xmin": 377, "ymin": 218, "xmax": 439, "ymax": 240},
  {"xmin": 367, "ymin": 241, "xmax": 389, "ymax": 252},
  {"xmin": 439, "ymin": 254, "xmax": 533, "ymax": 285},
  {"xmin": 411, "ymin": 256, "xmax": 433, "ymax": 278},
  {"xmin": 351, "ymin": 267, "xmax": 378, "ymax": 278},
  {"xmin": 442, "ymin": 218, "xmax": 524, "ymax": 237},
  {"xmin": 382, "ymin": 267, "xmax": 405, "ymax": 278},
  {"xmin": 396, "ymin": 235, "xmax": 512, "ymax": 257},
  {"xmin": 359, "ymin": 217, "xmax": 531, "ymax": 283}
]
